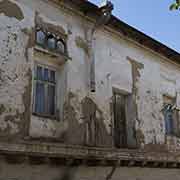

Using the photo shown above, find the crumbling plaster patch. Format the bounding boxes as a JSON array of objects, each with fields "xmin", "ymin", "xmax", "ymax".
[
  {"xmin": 126, "ymin": 57, "xmax": 143, "ymax": 132},
  {"xmin": 2, "ymin": 0, "xmax": 180, "ymax": 152},
  {"xmin": 131, "ymin": 52, "xmax": 180, "ymax": 149},
  {"xmin": 29, "ymin": 115, "xmax": 68, "ymax": 140},
  {"xmin": 134, "ymin": 62, "xmax": 164, "ymax": 147},
  {"xmin": 0, "ymin": 0, "xmax": 24, "ymax": 21},
  {"xmin": 32, "ymin": 90, "xmax": 113, "ymax": 146},
  {"xmin": 35, "ymin": 13, "xmax": 67, "ymax": 41},
  {"xmin": 0, "ymin": 0, "xmax": 34, "ymax": 139},
  {"xmin": 75, "ymin": 36, "xmax": 89, "ymax": 56}
]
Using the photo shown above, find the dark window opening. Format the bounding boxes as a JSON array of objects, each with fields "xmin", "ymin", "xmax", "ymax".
[
  {"xmin": 113, "ymin": 92, "xmax": 127, "ymax": 148},
  {"xmin": 35, "ymin": 82, "xmax": 45, "ymax": 114},
  {"xmin": 34, "ymin": 65, "xmax": 56, "ymax": 118}
]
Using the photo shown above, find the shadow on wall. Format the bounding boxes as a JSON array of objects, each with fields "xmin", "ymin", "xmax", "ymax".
[
  {"xmin": 56, "ymin": 165, "xmax": 116, "ymax": 180},
  {"xmin": 58, "ymin": 166, "xmax": 78, "ymax": 180}
]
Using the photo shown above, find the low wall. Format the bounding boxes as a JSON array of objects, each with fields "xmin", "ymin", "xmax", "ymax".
[{"xmin": 0, "ymin": 161, "xmax": 180, "ymax": 180}]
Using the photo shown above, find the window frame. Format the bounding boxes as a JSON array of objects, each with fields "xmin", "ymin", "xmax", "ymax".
[{"xmin": 32, "ymin": 63, "xmax": 57, "ymax": 120}]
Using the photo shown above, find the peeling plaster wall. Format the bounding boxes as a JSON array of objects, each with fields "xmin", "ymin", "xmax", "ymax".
[
  {"xmin": 93, "ymin": 28, "xmax": 180, "ymax": 150},
  {"xmin": 2, "ymin": 0, "xmax": 180, "ymax": 150},
  {"xmin": 17, "ymin": 0, "xmax": 90, "ymax": 144},
  {"xmin": 0, "ymin": 0, "xmax": 34, "ymax": 140}
]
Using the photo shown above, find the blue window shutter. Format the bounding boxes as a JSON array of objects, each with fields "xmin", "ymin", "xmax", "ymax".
[
  {"xmin": 49, "ymin": 70, "xmax": 55, "ymax": 83},
  {"xmin": 35, "ymin": 82, "xmax": 45, "ymax": 114},
  {"xmin": 44, "ymin": 68, "xmax": 49, "ymax": 81},
  {"xmin": 36, "ymin": 30, "xmax": 46, "ymax": 46},
  {"xmin": 47, "ymin": 35, "xmax": 56, "ymax": 50},
  {"xmin": 37, "ymin": 66, "xmax": 43, "ymax": 80},
  {"xmin": 165, "ymin": 110, "xmax": 173, "ymax": 135},
  {"xmin": 47, "ymin": 85, "xmax": 55, "ymax": 115}
]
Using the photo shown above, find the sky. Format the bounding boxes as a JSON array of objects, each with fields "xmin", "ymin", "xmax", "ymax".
[{"xmin": 90, "ymin": 0, "xmax": 180, "ymax": 53}]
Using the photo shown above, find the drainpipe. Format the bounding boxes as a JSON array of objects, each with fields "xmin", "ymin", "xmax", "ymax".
[{"xmin": 88, "ymin": 1, "xmax": 114, "ymax": 92}]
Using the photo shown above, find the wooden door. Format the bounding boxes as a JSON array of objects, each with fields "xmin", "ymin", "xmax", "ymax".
[{"xmin": 113, "ymin": 93, "xmax": 127, "ymax": 148}]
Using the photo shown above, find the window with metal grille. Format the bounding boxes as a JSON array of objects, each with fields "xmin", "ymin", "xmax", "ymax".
[
  {"xmin": 163, "ymin": 95, "xmax": 179, "ymax": 136},
  {"xmin": 33, "ymin": 65, "xmax": 56, "ymax": 118}
]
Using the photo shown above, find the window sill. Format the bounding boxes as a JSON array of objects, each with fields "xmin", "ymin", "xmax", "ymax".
[
  {"xmin": 32, "ymin": 112, "xmax": 58, "ymax": 121},
  {"xmin": 34, "ymin": 45, "xmax": 71, "ymax": 62}
]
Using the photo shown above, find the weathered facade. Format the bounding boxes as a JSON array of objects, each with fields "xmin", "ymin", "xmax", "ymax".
[{"xmin": 1, "ymin": 0, "xmax": 180, "ymax": 179}]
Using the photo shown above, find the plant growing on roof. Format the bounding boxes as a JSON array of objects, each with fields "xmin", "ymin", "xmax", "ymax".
[{"xmin": 170, "ymin": 0, "xmax": 180, "ymax": 10}]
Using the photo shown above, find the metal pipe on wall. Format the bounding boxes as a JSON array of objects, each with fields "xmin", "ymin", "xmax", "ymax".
[{"xmin": 88, "ymin": 1, "xmax": 114, "ymax": 92}]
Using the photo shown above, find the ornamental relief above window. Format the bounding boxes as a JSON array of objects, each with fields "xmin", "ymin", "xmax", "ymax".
[
  {"xmin": 36, "ymin": 27, "xmax": 67, "ymax": 55},
  {"xmin": 35, "ymin": 14, "xmax": 68, "ymax": 56}
]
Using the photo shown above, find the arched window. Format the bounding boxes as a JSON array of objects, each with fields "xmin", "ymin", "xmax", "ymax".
[
  {"xmin": 47, "ymin": 34, "xmax": 56, "ymax": 50},
  {"xmin": 57, "ymin": 39, "xmax": 65, "ymax": 54},
  {"xmin": 36, "ymin": 29, "xmax": 46, "ymax": 46}
]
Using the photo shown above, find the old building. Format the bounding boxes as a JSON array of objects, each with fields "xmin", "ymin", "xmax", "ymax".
[{"xmin": 1, "ymin": 0, "xmax": 180, "ymax": 179}]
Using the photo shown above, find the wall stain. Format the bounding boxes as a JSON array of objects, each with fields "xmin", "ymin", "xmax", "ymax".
[
  {"xmin": 75, "ymin": 36, "xmax": 89, "ymax": 56},
  {"xmin": 144, "ymin": 143, "xmax": 168, "ymax": 152},
  {"xmin": 81, "ymin": 96, "xmax": 112, "ymax": 147},
  {"xmin": 0, "ymin": 0, "xmax": 24, "ymax": 21},
  {"xmin": 0, "ymin": 68, "xmax": 32, "ymax": 141},
  {"xmin": 0, "ymin": 104, "xmax": 6, "ymax": 115},
  {"xmin": 127, "ymin": 56, "xmax": 144, "ymax": 148},
  {"xmin": 136, "ymin": 129, "xmax": 145, "ymax": 147},
  {"xmin": 22, "ymin": 68, "xmax": 32, "ymax": 138},
  {"xmin": 0, "ymin": 69, "xmax": 32, "ymax": 140},
  {"xmin": 62, "ymin": 93, "xmax": 112, "ymax": 147},
  {"xmin": 62, "ymin": 92, "xmax": 86, "ymax": 145},
  {"xmin": 22, "ymin": 27, "xmax": 35, "ymax": 61},
  {"xmin": 127, "ymin": 56, "xmax": 144, "ymax": 97},
  {"xmin": 0, "ymin": 23, "xmax": 33, "ymax": 140}
]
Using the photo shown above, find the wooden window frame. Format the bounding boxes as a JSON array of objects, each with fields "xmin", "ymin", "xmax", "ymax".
[{"xmin": 33, "ymin": 63, "xmax": 57, "ymax": 120}]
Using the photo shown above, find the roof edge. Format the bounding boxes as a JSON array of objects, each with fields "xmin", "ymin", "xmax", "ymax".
[{"xmin": 55, "ymin": 0, "xmax": 180, "ymax": 65}]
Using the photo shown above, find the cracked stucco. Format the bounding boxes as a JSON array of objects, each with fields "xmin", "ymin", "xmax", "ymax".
[
  {"xmin": 2, "ymin": 0, "xmax": 180, "ymax": 152},
  {"xmin": 0, "ymin": 0, "xmax": 34, "ymax": 139}
]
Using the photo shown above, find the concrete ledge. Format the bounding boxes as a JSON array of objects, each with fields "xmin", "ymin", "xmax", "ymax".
[{"xmin": 0, "ymin": 141, "xmax": 180, "ymax": 168}]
